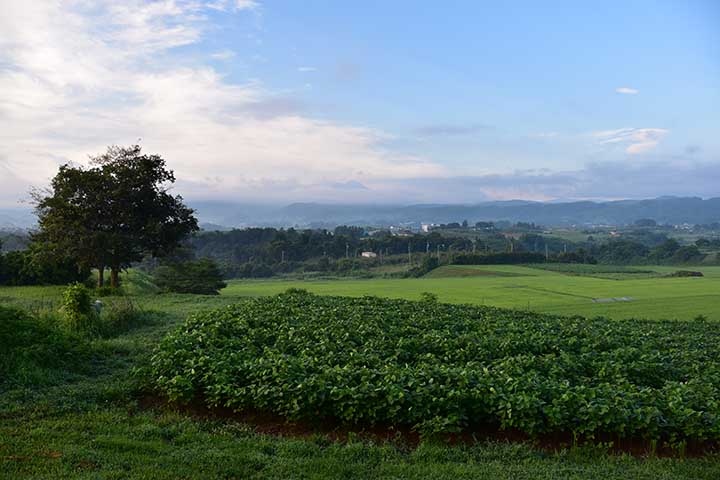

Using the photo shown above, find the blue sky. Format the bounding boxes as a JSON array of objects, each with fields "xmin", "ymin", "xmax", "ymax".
[{"xmin": 0, "ymin": 0, "xmax": 718, "ymax": 205}]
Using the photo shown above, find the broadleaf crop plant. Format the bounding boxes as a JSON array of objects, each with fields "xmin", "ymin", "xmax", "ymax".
[{"xmin": 150, "ymin": 290, "xmax": 720, "ymax": 441}]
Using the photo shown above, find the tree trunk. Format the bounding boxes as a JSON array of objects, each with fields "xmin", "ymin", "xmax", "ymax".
[
  {"xmin": 110, "ymin": 268, "xmax": 120, "ymax": 289},
  {"xmin": 97, "ymin": 266, "xmax": 105, "ymax": 288}
]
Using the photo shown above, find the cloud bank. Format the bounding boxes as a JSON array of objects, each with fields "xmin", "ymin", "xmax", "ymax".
[{"xmin": 0, "ymin": 0, "xmax": 443, "ymax": 206}]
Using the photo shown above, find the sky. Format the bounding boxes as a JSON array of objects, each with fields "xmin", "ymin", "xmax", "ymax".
[{"xmin": 0, "ymin": 0, "xmax": 718, "ymax": 207}]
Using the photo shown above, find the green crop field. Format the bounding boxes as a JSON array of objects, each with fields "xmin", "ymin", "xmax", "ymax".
[{"xmin": 221, "ymin": 265, "xmax": 720, "ymax": 321}]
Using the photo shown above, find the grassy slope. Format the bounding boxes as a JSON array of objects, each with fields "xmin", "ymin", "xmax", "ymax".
[
  {"xmin": 2, "ymin": 273, "xmax": 720, "ymax": 478},
  {"xmin": 222, "ymin": 265, "xmax": 720, "ymax": 321}
]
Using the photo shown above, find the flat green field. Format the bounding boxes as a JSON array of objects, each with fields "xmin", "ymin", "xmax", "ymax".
[{"xmin": 222, "ymin": 265, "xmax": 720, "ymax": 321}]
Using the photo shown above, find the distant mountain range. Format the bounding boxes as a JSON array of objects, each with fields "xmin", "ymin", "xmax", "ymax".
[
  {"xmin": 0, "ymin": 208, "xmax": 36, "ymax": 231},
  {"xmin": 191, "ymin": 196, "xmax": 720, "ymax": 229},
  {"xmin": 3, "ymin": 197, "xmax": 718, "ymax": 232}
]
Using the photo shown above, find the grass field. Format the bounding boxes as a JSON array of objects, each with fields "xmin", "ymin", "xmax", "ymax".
[
  {"xmin": 2, "ymin": 268, "xmax": 720, "ymax": 478},
  {"xmin": 220, "ymin": 265, "xmax": 720, "ymax": 321}
]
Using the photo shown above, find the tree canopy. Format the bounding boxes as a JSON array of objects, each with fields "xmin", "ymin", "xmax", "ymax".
[{"xmin": 34, "ymin": 145, "xmax": 198, "ymax": 288}]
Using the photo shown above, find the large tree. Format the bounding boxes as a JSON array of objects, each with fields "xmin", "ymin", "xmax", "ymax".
[{"xmin": 34, "ymin": 145, "xmax": 198, "ymax": 288}]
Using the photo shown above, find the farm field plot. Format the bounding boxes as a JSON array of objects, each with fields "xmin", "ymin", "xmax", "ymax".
[
  {"xmin": 152, "ymin": 291, "xmax": 720, "ymax": 442},
  {"xmin": 222, "ymin": 265, "xmax": 720, "ymax": 321}
]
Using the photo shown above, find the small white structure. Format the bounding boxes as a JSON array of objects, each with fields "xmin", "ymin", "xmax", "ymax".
[{"xmin": 361, "ymin": 251, "xmax": 378, "ymax": 258}]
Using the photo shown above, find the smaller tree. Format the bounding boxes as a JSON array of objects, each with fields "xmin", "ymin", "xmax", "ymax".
[{"xmin": 154, "ymin": 258, "xmax": 227, "ymax": 295}]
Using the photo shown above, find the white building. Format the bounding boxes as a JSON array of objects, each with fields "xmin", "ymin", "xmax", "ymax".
[{"xmin": 361, "ymin": 251, "xmax": 378, "ymax": 258}]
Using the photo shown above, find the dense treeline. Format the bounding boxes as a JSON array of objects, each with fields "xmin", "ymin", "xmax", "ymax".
[
  {"xmin": 453, "ymin": 252, "xmax": 548, "ymax": 265},
  {"xmin": 591, "ymin": 239, "xmax": 704, "ymax": 265},
  {"xmin": 191, "ymin": 227, "xmax": 477, "ymax": 263},
  {"xmin": 190, "ymin": 227, "xmax": 480, "ymax": 278},
  {"xmin": 0, "ymin": 241, "xmax": 88, "ymax": 286},
  {"xmin": 189, "ymin": 226, "xmax": 713, "ymax": 278}
]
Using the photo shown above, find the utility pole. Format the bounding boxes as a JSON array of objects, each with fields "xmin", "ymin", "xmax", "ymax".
[
  {"xmin": 281, "ymin": 250, "xmax": 285, "ymax": 263},
  {"xmin": 545, "ymin": 244, "xmax": 549, "ymax": 260},
  {"xmin": 408, "ymin": 243, "xmax": 412, "ymax": 264},
  {"xmin": 426, "ymin": 241, "xmax": 430, "ymax": 254},
  {"xmin": 437, "ymin": 244, "xmax": 441, "ymax": 260},
  {"xmin": 345, "ymin": 243, "xmax": 349, "ymax": 259}
]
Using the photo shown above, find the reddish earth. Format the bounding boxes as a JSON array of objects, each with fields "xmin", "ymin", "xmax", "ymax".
[{"xmin": 137, "ymin": 395, "xmax": 719, "ymax": 458}]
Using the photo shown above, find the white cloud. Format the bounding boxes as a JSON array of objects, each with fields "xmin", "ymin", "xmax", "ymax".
[
  {"xmin": 615, "ymin": 87, "xmax": 639, "ymax": 95},
  {"xmin": 211, "ymin": 49, "xmax": 236, "ymax": 60},
  {"xmin": 0, "ymin": 0, "xmax": 443, "ymax": 206},
  {"xmin": 205, "ymin": 0, "xmax": 260, "ymax": 11},
  {"xmin": 297, "ymin": 66, "xmax": 317, "ymax": 72},
  {"xmin": 592, "ymin": 128, "xmax": 669, "ymax": 154},
  {"xmin": 235, "ymin": 0, "xmax": 260, "ymax": 9}
]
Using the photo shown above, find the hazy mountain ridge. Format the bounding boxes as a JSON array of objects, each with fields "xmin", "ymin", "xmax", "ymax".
[
  {"xmin": 193, "ymin": 197, "xmax": 720, "ymax": 229},
  {"xmin": 5, "ymin": 197, "xmax": 719, "ymax": 231}
]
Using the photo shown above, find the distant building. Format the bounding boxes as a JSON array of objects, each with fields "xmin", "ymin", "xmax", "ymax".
[
  {"xmin": 361, "ymin": 251, "xmax": 378, "ymax": 258},
  {"xmin": 421, "ymin": 223, "xmax": 438, "ymax": 233},
  {"xmin": 390, "ymin": 227, "xmax": 414, "ymax": 236}
]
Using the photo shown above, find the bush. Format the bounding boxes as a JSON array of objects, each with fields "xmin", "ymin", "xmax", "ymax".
[
  {"xmin": 60, "ymin": 282, "xmax": 100, "ymax": 334},
  {"xmin": 0, "ymin": 305, "xmax": 93, "ymax": 388},
  {"xmin": 150, "ymin": 292, "xmax": 720, "ymax": 440},
  {"xmin": 419, "ymin": 291, "xmax": 438, "ymax": 303},
  {"xmin": 154, "ymin": 258, "xmax": 227, "ymax": 295},
  {"xmin": 407, "ymin": 255, "xmax": 440, "ymax": 277},
  {"xmin": 0, "ymin": 244, "xmax": 90, "ymax": 286},
  {"xmin": 667, "ymin": 270, "xmax": 704, "ymax": 278}
]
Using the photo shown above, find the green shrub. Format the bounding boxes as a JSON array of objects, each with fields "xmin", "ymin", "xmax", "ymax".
[
  {"xmin": 60, "ymin": 282, "xmax": 99, "ymax": 334},
  {"xmin": 419, "ymin": 291, "xmax": 438, "ymax": 303},
  {"xmin": 407, "ymin": 256, "xmax": 440, "ymax": 277},
  {"xmin": 98, "ymin": 298, "xmax": 157, "ymax": 337},
  {"xmin": 0, "ymin": 305, "xmax": 92, "ymax": 388},
  {"xmin": 150, "ymin": 293, "xmax": 720, "ymax": 440},
  {"xmin": 154, "ymin": 258, "xmax": 227, "ymax": 295}
]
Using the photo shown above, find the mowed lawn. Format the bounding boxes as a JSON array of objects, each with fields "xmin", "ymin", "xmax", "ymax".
[{"xmin": 222, "ymin": 265, "xmax": 720, "ymax": 321}]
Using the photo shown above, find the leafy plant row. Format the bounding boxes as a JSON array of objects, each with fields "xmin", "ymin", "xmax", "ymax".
[{"xmin": 149, "ymin": 290, "xmax": 720, "ymax": 440}]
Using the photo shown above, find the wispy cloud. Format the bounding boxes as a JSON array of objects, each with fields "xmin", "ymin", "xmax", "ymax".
[
  {"xmin": 235, "ymin": 0, "xmax": 260, "ymax": 10},
  {"xmin": 615, "ymin": 87, "xmax": 639, "ymax": 95},
  {"xmin": 207, "ymin": 0, "xmax": 260, "ymax": 11},
  {"xmin": 367, "ymin": 160, "xmax": 720, "ymax": 203},
  {"xmin": 211, "ymin": 49, "xmax": 236, "ymax": 60},
  {"xmin": 415, "ymin": 124, "xmax": 490, "ymax": 137},
  {"xmin": 297, "ymin": 66, "xmax": 317, "ymax": 72},
  {"xmin": 592, "ymin": 128, "xmax": 668, "ymax": 154}
]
